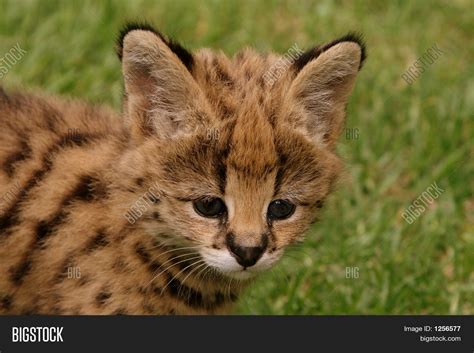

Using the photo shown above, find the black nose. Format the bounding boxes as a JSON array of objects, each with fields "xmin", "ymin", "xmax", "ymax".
[{"xmin": 226, "ymin": 233, "xmax": 268, "ymax": 268}]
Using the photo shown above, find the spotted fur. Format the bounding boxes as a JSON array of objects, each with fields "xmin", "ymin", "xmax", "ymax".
[{"xmin": 0, "ymin": 25, "xmax": 365, "ymax": 314}]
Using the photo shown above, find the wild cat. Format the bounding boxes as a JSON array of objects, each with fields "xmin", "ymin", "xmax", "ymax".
[{"xmin": 0, "ymin": 23, "xmax": 365, "ymax": 314}]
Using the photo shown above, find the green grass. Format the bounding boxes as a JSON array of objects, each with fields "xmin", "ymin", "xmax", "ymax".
[{"xmin": 1, "ymin": 0, "xmax": 472, "ymax": 314}]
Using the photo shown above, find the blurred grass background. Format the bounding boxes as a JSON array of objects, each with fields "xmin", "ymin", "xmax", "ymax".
[{"xmin": 0, "ymin": 0, "xmax": 472, "ymax": 314}]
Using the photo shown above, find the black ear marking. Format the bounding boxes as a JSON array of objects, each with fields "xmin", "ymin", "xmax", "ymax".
[
  {"xmin": 116, "ymin": 21, "xmax": 194, "ymax": 72},
  {"xmin": 293, "ymin": 32, "xmax": 367, "ymax": 73}
]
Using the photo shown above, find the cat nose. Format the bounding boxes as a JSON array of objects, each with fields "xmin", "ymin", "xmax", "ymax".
[{"xmin": 226, "ymin": 233, "xmax": 268, "ymax": 268}]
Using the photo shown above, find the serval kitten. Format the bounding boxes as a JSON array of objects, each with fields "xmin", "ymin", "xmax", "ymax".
[{"xmin": 0, "ymin": 24, "xmax": 366, "ymax": 314}]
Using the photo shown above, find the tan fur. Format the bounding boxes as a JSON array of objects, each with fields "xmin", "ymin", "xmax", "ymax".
[{"xmin": 0, "ymin": 29, "xmax": 364, "ymax": 314}]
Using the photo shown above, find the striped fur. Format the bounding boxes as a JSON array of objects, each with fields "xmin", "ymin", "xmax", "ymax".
[{"xmin": 0, "ymin": 26, "xmax": 365, "ymax": 314}]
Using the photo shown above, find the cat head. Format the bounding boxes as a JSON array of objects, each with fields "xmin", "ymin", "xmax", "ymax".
[{"xmin": 117, "ymin": 23, "xmax": 365, "ymax": 280}]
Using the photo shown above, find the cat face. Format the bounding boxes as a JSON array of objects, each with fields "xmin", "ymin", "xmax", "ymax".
[{"xmin": 118, "ymin": 25, "xmax": 365, "ymax": 279}]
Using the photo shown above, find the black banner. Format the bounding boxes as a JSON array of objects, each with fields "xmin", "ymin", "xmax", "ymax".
[{"xmin": 0, "ymin": 316, "xmax": 472, "ymax": 352}]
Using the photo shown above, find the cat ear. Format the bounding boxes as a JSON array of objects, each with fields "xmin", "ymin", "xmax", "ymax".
[
  {"xmin": 117, "ymin": 23, "xmax": 211, "ymax": 142},
  {"xmin": 283, "ymin": 34, "xmax": 366, "ymax": 147}
]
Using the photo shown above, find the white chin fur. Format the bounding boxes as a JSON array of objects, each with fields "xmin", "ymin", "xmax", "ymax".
[{"xmin": 200, "ymin": 248, "xmax": 281, "ymax": 280}]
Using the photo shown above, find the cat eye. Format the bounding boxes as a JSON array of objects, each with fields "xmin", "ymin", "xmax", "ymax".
[
  {"xmin": 267, "ymin": 199, "xmax": 296, "ymax": 220},
  {"xmin": 193, "ymin": 197, "xmax": 226, "ymax": 218}
]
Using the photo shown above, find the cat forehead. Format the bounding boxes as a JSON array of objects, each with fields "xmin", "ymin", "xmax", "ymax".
[
  {"xmin": 158, "ymin": 120, "xmax": 323, "ymax": 198},
  {"xmin": 167, "ymin": 49, "xmax": 293, "ymax": 179},
  {"xmin": 191, "ymin": 49, "xmax": 290, "ymax": 120}
]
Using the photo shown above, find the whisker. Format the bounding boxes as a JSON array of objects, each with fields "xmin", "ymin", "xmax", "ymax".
[
  {"xmin": 149, "ymin": 244, "xmax": 204, "ymax": 256},
  {"xmin": 181, "ymin": 262, "xmax": 208, "ymax": 292},
  {"xmin": 269, "ymin": 264, "xmax": 288, "ymax": 284},
  {"xmin": 147, "ymin": 254, "xmax": 202, "ymax": 287},
  {"xmin": 157, "ymin": 251, "xmax": 201, "ymax": 270},
  {"xmin": 286, "ymin": 244, "xmax": 314, "ymax": 258},
  {"xmin": 177, "ymin": 261, "xmax": 208, "ymax": 302},
  {"xmin": 194, "ymin": 263, "xmax": 210, "ymax": 286},
  {"xmin": 189, "ymin": 264, "xmax": 214, "ymax": 298},
  {"xmin": 227, "ymin": 276, "xmax": 234, "ymax": 301},
  {"xmin": 198, "ymin": 264, "xmax": 218, "ymax": 289},
  {"xmin": 161, "ymin": 259, "xmax": 206, "ymax": 295}
]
